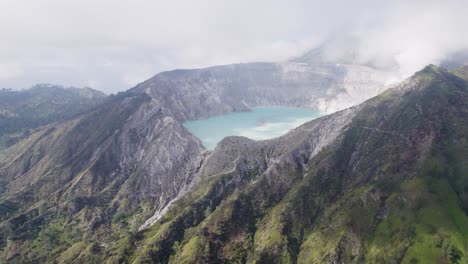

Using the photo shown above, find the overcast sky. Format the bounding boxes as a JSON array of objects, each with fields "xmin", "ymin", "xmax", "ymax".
[{"xmin": 0, "ymin": 0, "xmax": 467, "ymax": 93}]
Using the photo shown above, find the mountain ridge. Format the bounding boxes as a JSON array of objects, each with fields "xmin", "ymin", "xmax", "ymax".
[
  {"xmin": 0, "ymin": 62, "xmax": 466, "ymax": 263},
  {"xmin": 0, "ymin": 84, "xmax": 106, "ymax": 149},
  {"xmin": 125, "ymin": 64, "xmax": 467, "ymax": 263}
]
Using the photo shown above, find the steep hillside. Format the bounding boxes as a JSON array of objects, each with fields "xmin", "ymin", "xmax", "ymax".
[
  {"xmin": 0, "ymin": 84, "xmax": 106, "ymax": 149},
  {"xmin": 1, "ymin": 63, "xmax": 465, "ymax": 263},
  {"xmin": 0, "ymin": 89, "xmax": 206, "ymax": 259},
  {"xmin": 0, "ymin": 57, "xmax": 399, "ymax": 261},
  {"xmin": 115, "ymin": 65, "xmax": 466, "ymax": 263},
  {"xmin": 0, "ymin": 60, "xmax": 465, "ymax": 263}
]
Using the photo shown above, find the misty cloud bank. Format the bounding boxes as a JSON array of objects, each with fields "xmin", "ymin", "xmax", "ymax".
[{"xmin": 0, "ymin": 0, "xmax": 467, "ymax": 93}]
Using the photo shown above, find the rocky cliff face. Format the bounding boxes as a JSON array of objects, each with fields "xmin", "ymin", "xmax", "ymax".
[{"xmin": 0, "ymin": 91, "xmax": 206, "ymax": 257}]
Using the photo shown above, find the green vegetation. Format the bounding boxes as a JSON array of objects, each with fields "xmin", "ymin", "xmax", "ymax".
[
  {"xmin": 0, "ymin": 65, "xmax": 467, "ymax": 263},
  {"xmin": 0, "ymin": 84, "xmax": 105, "ymax": 149}
]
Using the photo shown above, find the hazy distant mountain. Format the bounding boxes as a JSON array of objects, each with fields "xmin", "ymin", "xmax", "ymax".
[
  {"xmin": 440, "ymin": 49, "xmax": 468, "ymax": 69},
  {"xmin": 291, "ymin": 34, "xmax": 400, "ymax": 71},
  {"xmin": 0, "ymin": 84, "xmax": 106, "ymax": 149}
]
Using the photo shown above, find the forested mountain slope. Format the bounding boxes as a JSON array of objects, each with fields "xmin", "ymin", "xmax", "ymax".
[
  {"xmin": 0, "ymin": 84, "xmax": 105, "ymax": 149},
  {"xmin": 0, "ymin": 64, "xmax": 466, "ymax": 263}
]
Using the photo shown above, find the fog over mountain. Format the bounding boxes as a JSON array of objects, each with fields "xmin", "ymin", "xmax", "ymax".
[{"xmin": 0, "ymin": 0, "xmax": 467, "ymax": 93}]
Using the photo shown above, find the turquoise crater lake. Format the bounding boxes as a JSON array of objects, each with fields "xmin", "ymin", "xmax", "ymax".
[{"xmin": 183, "ymin": 107, "xmax": 321, "ymax": 150}]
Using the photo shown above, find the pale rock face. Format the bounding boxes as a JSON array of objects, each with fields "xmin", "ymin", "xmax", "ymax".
[{"xmin": 106, "ymin": 99, "xmax": 206, "ymax": 213}]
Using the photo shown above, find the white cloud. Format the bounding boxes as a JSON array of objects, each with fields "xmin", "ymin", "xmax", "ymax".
[
  {"xmin": 0, "ymin": 0, "xmax": 466, "ymax": 92},
  {"xmin": 235, "ymin": 117, "xmax": 311, "ymax": 140},
  {"xmin": 0, "ymin": 62, "xmax": 23, "ymax": 81}
]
